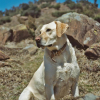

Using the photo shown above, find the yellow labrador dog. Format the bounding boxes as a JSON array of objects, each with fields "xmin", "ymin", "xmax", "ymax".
[{"xmin": 19, "ymin": 21, "xmax": 80, "ymax": 100}]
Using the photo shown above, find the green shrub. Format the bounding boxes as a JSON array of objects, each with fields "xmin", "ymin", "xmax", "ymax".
[
  {"xmin": 67, "ymin": 3, "xmax": 76, "ymax": 9},
  {"xmin": 92, "ymin": 8, "xmax": 98, "ymax": 13},
  {"xmin": 38, "ymin": 0, "xmax": 55, "ymax": 4},
  {"xmin": 54, "ymin": 3, "xmax": 60, "ymax": 10},
  {"xmin": 20, "ymin": 3, "xmax": 29, "ymax": 10},
  {"xmin": 76, "ymin": 3, "xmax": 83, "ymax": 9},
  {"xmin": 52, "ymin": 11, "xmax": 67, "ymax": 17},
  {"xmin": 52, "ymin": 10, "xmax": 74, "ymax": 17},
  {"xmin": 21, "ymin": 5, "xmax": 41, "ymax": 18},
  {"xmin": 0, "ymin": 11, "xmax": 3, "ymax": 17},
  {"xmin": 41, "ymin": 3, "xmax": 50, "ymax": 8},
  {"xmin": 21, "ymin": 10, "xmax": 29, "ymax": 16},
  {"xmin": 76, "ymin": 3, "xmax": 83, "ymax": 13},
  {"xmin": 49, "ymin": 5, "xmax": 54, "ymax": 8},
  {"xmin": 0, "ymin": 19, "xmax": 3, "ymax": 25},
  {"xmin": 94, "ymin": 15, "xmax": 100, "ymax": 23},
  {"xmin": 49, "ymin": 3, "xmax": 60, "ymax": 10},
  {"xmin": 0, "ymin": 16, "xmax": 11, "ymax": 25},
  {"xmin": 83, "ymin": 9, "xmax": 94, "ymax": 17}
]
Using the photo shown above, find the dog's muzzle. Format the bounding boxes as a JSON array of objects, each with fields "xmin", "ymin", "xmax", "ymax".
[{"xmin": 35, "ymin": 36, "xmax": 52, "ymax": 48}]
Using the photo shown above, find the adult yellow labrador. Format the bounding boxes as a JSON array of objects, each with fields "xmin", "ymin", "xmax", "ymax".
[{"xmin": 19, "ymin": 21, "xmax": 80, "ymax": 100}]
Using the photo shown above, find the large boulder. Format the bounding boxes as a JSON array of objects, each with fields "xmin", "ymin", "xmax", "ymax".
[
  {"xmin": 12, "ymin": 24, "xmax": 31, "ymax": 42},
  {"xmin": 56, "ymin": 12, "xmax": 100, "ymax": 49},
  {"xmin": 0, "ymin": 24, "xmax": 32, "ymax": 44},
  {"xmin": 85, "ymin": 42, "xmax": 100, "ymax": 59}
]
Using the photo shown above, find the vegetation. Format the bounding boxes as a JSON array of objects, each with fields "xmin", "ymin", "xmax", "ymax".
[
  {"xmin": 2, "ymin": 2, "xmax": 41, "ymax": 18},
  {"xmin": 38, "ymin": 0, "xmax": 56, "ymax": 3},
  {"xmin": 52, "ymin": 3, "xmax": 60, "ymax": 10},
  {"xmin": 0, "ymin": 10, "xmax": 3, "ymax": 17},
  {"xmin": 94, "ymin": 14, "xmax": 100, "ymax": 23},
  {"xmin": 67, "ymin": 2, "xmax": 76, "ymax": 9},
  {"xmin": 19, "ymin": 3, "xmax": 29, "ymax": 10},
  {"xmin": 52, "ymin": 11, "xmax": 68, "ymax": 17},
  {"xmin": 0, "ymin": 0, "xmax": 100, "ymax": 25},
  {"xmin": 41, "ymin": 3, "xmax": 50, "ymax": 8},
  {"xmin": 41, "ymin": 3, "xmax": 60, "ymax": 10},
  {"xmin": 94, "ymin": 0, "xmax": 98, "ymax": 7},
  {"xmin": 0, "ymin": 16, "xmax": 11, "ymax": 25},
  {"xmin": 21, "ymin": 5, "xmax": 41, "ymax": 18}
]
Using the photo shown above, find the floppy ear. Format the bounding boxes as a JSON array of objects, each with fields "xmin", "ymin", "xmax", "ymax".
[{"xmin": 55, "ymin": 21, "xmax": 69, "ymax": 37}]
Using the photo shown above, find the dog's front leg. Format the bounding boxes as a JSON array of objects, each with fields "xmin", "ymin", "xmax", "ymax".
[
  {"xmin": 71, "ymin": 81, "xmax": 79, "ymax": 97},
  {"xmin": 44, "ymin": 58, "xmax": 56, "ymax": 100},
  {"xmin": 45, "ymin": 84, "xmax": 55, "ymax": 100}
]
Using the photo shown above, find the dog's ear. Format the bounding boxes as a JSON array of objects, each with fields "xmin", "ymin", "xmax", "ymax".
[{"xmin": 55, "ymin": 21, "xmax": 69, "ymax": 37}]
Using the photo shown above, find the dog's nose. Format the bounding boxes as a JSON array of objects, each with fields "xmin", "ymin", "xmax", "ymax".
[{"xmin": 35, "ymin": 36, "xmax": 41, "ymax": 42}]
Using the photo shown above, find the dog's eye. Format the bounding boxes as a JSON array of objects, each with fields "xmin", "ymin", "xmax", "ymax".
[{"xmin": 46, "ymin": 29, "xmax": 51, "ymax": 32}]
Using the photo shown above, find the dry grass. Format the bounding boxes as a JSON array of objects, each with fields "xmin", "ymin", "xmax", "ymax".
[
  {"xmin": 0, "ymin": 46, "xmax": 43, "ymax": 100},
  {"xmin": 0, "ymin": 44, "xmax": 100, "ymax": 100},
  {"xmin": 75, "ymin": 48, "xmax": 100, "ymax": 96}
]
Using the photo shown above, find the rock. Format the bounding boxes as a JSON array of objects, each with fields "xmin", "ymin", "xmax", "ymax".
[
  {"xmin": 12, "ymin": 24, "xmax": 31, "ymax": 42},
  {"xmin": 20, "ymin": 16, "xmax": 28, "ymax": 21},
  {"xmin": 23, "ymin": 44, "xmax": 38, "ymax": 55},
  {"xmin": 85, "ymin": 42, "xmax": 100, "ymax": 59},
  {"xmin": 0, "ymin": 26, "xmax": 12, "ymax": 44},
  {"xmin": 0, "ymin": 24, "xmax": 32, "ymax": 44},
  {"xmin": 16, "ymin": 14, "xmax": 21, "ymax": 17},
  {"xmin": 0, "ymin": 61, "xmax": 12, "ymax": 67},
  {"xmin": 0, "ymin": 50, "xmax": 10, "ymax": 60},
  {"xmin": 56, "ymin": 12, "xmax": 100, "ymax": 49},
  {"xmin": 83, "ymin": 93, "xmax": 98, "ymax": 100}
]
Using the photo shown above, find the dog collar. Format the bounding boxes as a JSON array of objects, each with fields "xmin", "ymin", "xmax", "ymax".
[{"xmin": 51, "ymin": 42, "xmax": 67, "ymax": 62}]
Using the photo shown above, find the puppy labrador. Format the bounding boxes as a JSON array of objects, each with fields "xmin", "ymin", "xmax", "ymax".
[{"xmin": 19, "ymin": 21, "xmax": 80, "ymax": 100}]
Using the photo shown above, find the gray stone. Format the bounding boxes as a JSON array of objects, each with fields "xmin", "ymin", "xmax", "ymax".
[
  {"xmin": 83, "ymin": 93, "xmax": 98, "ymax": 100},
  {"xmin": 23, "ymin": 44, "xmax": 34, "ymax": 50}
]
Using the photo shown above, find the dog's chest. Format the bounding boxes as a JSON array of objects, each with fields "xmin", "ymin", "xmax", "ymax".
[
  {"xmin": 55, "ymin": 65, "xmax": 72, "ymax": 84},
  {"xmin": 54, "ymin": 65, "xmax": 73, "ymax": 98}
]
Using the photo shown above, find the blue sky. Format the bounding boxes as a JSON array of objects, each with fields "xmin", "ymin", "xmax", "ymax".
[{"xmin": 0, "ymin": 0, "xmax": 100, "ymax": 11}]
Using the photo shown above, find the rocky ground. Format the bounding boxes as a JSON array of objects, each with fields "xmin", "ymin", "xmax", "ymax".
[
  {"xmin": 0, "ymin": 39, "xmax": 100, "ymax": 100},
  {"xmin": 0, "ymin": 12, "xmax": 100, "ymax": 100}
]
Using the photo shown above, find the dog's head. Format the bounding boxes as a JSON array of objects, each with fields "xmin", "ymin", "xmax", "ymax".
[{"xmin": 35, "ymin": 21, "xmax": 69, "ymax": 50}]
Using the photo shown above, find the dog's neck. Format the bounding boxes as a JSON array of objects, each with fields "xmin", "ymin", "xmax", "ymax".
[
  {"xmin": 46, "ymin": 41, "xmax": 67, "ymax": 63},
  {"xmin": 50, "ymin": 42, "xmax": 67, "ymax": 62}
]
